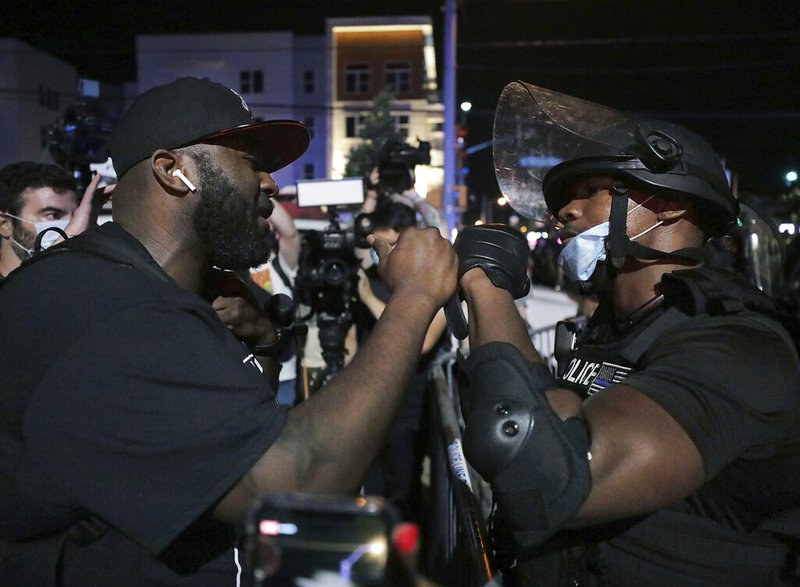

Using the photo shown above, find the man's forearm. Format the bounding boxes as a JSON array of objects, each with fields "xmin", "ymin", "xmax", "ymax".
[
  {"xmin": 461, "ymin": 270, "xmax": 542, "ymax": 364},
  {"xmin": 261, "ymin": 289, "xmax": 440, "ymax": 492}
]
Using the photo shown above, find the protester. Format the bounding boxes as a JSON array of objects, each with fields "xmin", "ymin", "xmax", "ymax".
[
  {"xmin": 0, "ymin": 77, "xmax": 457, "ymax": 586},
  {"xmin": 247, "ymin": 198, "xmax": 302, "ymax": 405},
  {"xmin": 0, "ymin": 162, "xmax": 105, "ymax": 279},
  {"xmin": 355, "ymin": 200, "xmax": 450, "ymax": 523},
  {"xmin": 456, "ymin": 81, "xmax": 800, "ymax": 585}
]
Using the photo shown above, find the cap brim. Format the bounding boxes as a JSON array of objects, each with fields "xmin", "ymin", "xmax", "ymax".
[{"xmin": 201, "ymin": 120, "xmax": 310, "ymax": 173}]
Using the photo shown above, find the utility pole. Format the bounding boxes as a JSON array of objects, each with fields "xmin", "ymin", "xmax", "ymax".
[{"xmin": 443, "ymin": 0, "xmax": 458, "ymax": 236}]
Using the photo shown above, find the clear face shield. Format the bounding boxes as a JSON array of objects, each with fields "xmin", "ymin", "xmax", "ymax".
[
  {"xmin": 492, "ymin": 81, "xmax": 648, "ymax": 222},
  {"xmin": 733, "ymin": 203, "xmax": 784, "ymax": 296}
]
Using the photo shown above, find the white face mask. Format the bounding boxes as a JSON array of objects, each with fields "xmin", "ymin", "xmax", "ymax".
[
  {"xmin": 557, "ymin": 196, "xmax": 662, "ymax": 282},
  {"xmin": 558, "ymin": 221, "xmax": 610, "ymax": 282},
  {"xmin": 33, "ymin": 219, "xmax": 71, "ymax": 249},
  {"xmin": 2, "ymin": 212, "xmax": 71, "ymax": 252}
]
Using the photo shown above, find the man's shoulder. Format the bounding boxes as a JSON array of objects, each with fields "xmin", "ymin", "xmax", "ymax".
[
  {"xmin": 0, "ymin": 225, "xmax": 199, "ymax": 314},
  {"xmin": 664, "ymin": 267, "xmax": 799, "ymax": 336}
]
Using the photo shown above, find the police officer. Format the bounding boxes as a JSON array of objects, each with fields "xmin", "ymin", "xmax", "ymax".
[{"xmin": 454, "ymin": 81, "xmax": 800, "ymax": 585}]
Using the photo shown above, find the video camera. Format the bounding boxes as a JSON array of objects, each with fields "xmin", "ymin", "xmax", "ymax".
[
  {"xmin": 376, "ymin": 138, "xmax": 431, "ymax": 194},
  {"xmin": 294, "ymin": 179, "xmax": 372, "ymax": 387},
  {"xmin": 42, "ymin": 87, "xmax": 116, "ymax": 194}
]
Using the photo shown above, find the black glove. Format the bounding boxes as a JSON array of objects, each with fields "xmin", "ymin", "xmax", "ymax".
[{"xmin": 453, "ymin": 224, "xmax": 530, "ymax": 299}]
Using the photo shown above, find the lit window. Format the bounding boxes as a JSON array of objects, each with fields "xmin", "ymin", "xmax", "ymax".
[
  {"xmin": 345, "ymin": 114, "xmax": 367, "ymax": 138},
  {"xmin": 240, "ymin": 70, "xmax": 263, "ymax": 94},
  {"xmin": 345, "ymin": 64, "xmax": 370, "ymax": 94},
  {"xmin": 392, "ymin": 115, "xmax": 410, "ymax": 138},
  {"xmin": 385, "ymin": 62, "xmax": 411, "ymax": 93}
]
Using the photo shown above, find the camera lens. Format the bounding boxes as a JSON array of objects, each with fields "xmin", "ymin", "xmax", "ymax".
[{"xmin": 322, "ymin": 259, "xmax": 347, "ymax": 286}]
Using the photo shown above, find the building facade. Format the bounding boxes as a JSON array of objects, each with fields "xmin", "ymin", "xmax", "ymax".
[
  {"xmin": 1, "ymin": 16, "xmax": 443, "ymax": 200},
  {"xmin": 134, "ymin": 16, "xmax": 443, "ymax": 198},
  {"xmin": 0, "ymin": 38, "xmax": 77, "ymax": 167},
  {"xmin": 327, "ymin": 17, "xmax": 444, "ymax": 202}
]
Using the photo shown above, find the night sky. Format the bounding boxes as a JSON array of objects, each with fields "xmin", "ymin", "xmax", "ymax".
[{"xmin": 3, "ymin": 0, "xmax": 799, "ymax": 199}]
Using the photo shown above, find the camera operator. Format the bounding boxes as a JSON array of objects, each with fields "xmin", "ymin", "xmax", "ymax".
[
  {"xmin": 363, "ymin": 138, "xmax": 446, "ymax": 240},
  {"xmin": 0, "ymin": 77, "xmax": 457, "ymax": 586},
  {"xmin": 246, "ymin": 197, "xmax": 302, "ymax": 405},
  {"xmin": 455, "ymin": 81, "xmax": 800, "ymax": 585},
  {"xmin": 354, "ymin": 200, "xmax": 450, "ymax": 523}
]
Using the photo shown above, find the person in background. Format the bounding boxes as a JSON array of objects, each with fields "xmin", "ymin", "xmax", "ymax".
[
  {"xmin": 247, "ymin": 197, "xmax": 302, "ymax": 405},
  {"xmin": 0, "ymin": 162, "xmax": 105, "ymax": 279},
  {"xmin": 356, "ymin": 200, "xmax": 450, "ymax": 524}
]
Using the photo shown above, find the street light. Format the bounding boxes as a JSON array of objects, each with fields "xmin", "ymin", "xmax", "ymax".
[{"xmin": 455, "ymin": 100, "xmax": 471, "ymax": 220}]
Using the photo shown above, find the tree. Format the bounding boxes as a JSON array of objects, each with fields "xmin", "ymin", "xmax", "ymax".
[{"xmin": 343, "ymin": 89, "xmax": 402, "ymax": 179}]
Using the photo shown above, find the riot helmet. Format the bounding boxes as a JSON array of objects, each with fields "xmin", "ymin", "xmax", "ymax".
[
  {"xmin": 493, "ymin": 81, "xmax": 739, "ymax": 234},
  {"xmin": 493, "ymin": 81, "xmax": 740, "ymax": 281}
]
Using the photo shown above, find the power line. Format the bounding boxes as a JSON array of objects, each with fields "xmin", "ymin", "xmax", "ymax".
[
  {"xmin": 458, "ymin": 59, "xmax": 798, "ymax": 75},
  {"xmin": 0, "ymin": 86, "xmax": 448, "ymax": 116},
  {"xmin": 461, "ymin": 30, "xmax": 798, "ymax": 48}
]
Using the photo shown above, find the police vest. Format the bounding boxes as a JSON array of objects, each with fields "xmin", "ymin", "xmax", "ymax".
[
  {"xmin": 548, "ymin": 267, "xmax": 800, "ymax": 586},
  {"xmin": 555, "ymin": 266, "xmax": 799, "ymax": 398}
]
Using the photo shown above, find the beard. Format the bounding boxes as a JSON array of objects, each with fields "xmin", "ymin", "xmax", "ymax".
[
  {"xmin": 11, "ymin": 222, "xmax": 34, "ymax": 261},
  {"xmin": 191, "ymin": 154, "xmax": 273, "ymax": 270}
]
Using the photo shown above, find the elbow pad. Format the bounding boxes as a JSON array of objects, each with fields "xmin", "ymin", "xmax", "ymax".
[{"xmin": 461, "ymin": 342, "xmax": 591, "ymax": 548}]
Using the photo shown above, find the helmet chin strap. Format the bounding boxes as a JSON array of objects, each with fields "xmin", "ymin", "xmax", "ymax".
[{"xmin": 606, "ymin": 182, "xmax": 707, "ymax": 273}]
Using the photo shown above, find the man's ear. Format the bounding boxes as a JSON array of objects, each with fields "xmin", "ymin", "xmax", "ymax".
[
  {"xmin": 150, "ymin": 149, "xmax": 196, "ymax": 195},
  {"xmin": 655, "ymin": 198, "xmax": 691, "ymax": 222}
]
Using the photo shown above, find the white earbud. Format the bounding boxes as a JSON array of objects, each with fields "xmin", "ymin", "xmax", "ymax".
[{"xmin": 172, "ymin": 169, "xmax": 197, "ymax": 192}]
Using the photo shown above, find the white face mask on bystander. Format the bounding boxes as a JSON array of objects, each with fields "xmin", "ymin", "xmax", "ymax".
[{"xmin": 2, "ymin": 213, "xmax": 70, "ymax": 253}]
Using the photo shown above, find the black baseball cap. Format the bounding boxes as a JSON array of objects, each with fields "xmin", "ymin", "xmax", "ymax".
[{"xmin": 109, "ymin": 77, "xmax": 310, "ymax": 178}]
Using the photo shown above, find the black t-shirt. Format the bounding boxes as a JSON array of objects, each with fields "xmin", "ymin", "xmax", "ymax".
[
  {"xmin": 626, "ymin": 311, "xmax": 800, "ymax": 524},
  {"xmin": 0, "ymin": 223, "xmax": 288, "ymax": 586},
  {"xmin": 542, "ymin": 297, "xmax": 800, "ymax": 585}
]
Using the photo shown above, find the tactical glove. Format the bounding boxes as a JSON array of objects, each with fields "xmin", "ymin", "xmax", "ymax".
[{"xmin": 454, "ymin": 224, "xmax": 530, "ymax": 299}]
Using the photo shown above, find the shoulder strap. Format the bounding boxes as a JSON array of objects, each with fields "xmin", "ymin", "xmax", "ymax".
[
  {"xmin": 663, "ymin": 267, "xmax": 800, "ymax": 352},
  {"xmin": 8, "ymin": 228, "xmax": 171, "ymax": 286},
  {"xmin": 619, "ymin": 307, "xmax": 690, "ymax": 365},
  {"xmin": 270, "ymin": 255, "xmax": 295, "ymax": 296},
  {"xmin": 621, "ymin": 266, "xmax": 800, "ymax": 365}
]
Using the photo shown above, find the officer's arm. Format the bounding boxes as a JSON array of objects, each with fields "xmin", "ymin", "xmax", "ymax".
[
  {"xmin": 459, "ymin": 268, "xmax": 705, "ymax": 543},
  {"xmin": 570, "ymin": 382, "xmax": 705, "ymax": 526}
]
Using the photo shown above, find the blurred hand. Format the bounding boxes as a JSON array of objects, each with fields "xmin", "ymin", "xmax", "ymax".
[
  {"xmin": 65, "ymin": 173, "xmax": 113, "ymax": 238},
  {"xmin": 213, "ymin": 295, "xmax": 277, "ymax": 346},
  {"xmin": 369, "ymin": 226, "xmax": 457, "ymax": 309},
  {"xmin": 356, "ymin": 267, "xmax": 374, "ymax": 302},
  {"xmin": 389, "ymin": 192, "xmax": 417, "ymax": 209},
  {"xmin": 207, "ymin": 270, "xmax": 277, "ymax": 347},
  {"xmin": 368, "ymin": 166, "xmax": 380, "ymax": 188}
]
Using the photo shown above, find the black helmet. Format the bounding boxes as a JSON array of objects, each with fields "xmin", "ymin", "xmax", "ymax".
[{"xmin": 493, "ymin": 81, "xmax": 739, "ymax": 234}]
